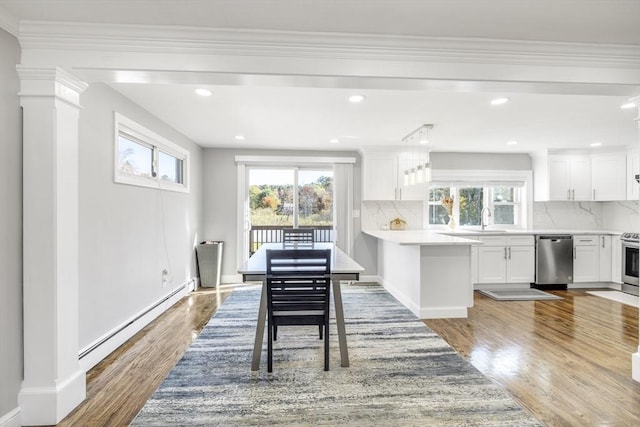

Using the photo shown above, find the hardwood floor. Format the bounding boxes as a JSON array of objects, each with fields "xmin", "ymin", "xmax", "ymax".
[
  {"xmin": 57, "ymin": 285, "xmax": 234, "ymax": 427},
  {"xmin": 426, "ymin": 289, "xmax": 640, "ymax": 426},
  {"xmin": 56, "ymin": 286, "xmax": 639, "ymax": 426}
]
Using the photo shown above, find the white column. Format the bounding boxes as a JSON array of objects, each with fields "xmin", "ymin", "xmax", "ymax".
[
  {"xmin": 632, "ymin": 95, "xmax": 640, "ymax": 383},
  {"xmin": 17, "ymin": 67, "xmax": 88, "ymax": 425}
]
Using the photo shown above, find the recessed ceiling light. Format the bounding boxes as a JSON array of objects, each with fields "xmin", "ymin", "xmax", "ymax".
[
  {"xmin": 329, "ymin": 138, "xmax": 340, "ymax": 144},
  {"xmin": 590, "ymin": 142, "xmax": 602, "ymax": 147},
  {"xmin": 195, "ymin": 88, "xmax": 212, "ymax": 97},
  {"xmin": 348, "ymin": 95, "xmax": 366, "ymax": 103},
  {"xmin": 621, "ymin": 102, "xmax": 637, "ymax": 109},
  {"xmin": 490, "ymin": 97, "xmax": 509, "ymax": 105},
  {"xmin": 507, "ymin": 140, "xmax": 518, "ymax": 145},
  {"xmin": 235, "ymin": 135, "xmax": 245, "ymax": 141}
]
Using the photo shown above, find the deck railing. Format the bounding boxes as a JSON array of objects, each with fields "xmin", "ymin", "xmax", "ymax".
[{"xmin": 249, "ymin": 225, "xmax": 333, "ymax": 255}]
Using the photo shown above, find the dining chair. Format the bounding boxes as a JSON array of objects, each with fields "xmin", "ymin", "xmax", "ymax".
[
  {"xmin": 266, "ymin": 248, "xmax": 332, "ymax": 372},
  {"xmin": 282, "ymin": 228, "xmax": 315, "ymax": 246}
]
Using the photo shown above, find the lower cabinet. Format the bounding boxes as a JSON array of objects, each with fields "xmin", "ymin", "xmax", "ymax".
[
  {"xmin": 477, "ymin": 235, "xmax": 535, "ymax": 284},
  {"xmin": 573, "ymin": 235, "xmax": 600, "ymax": 283}
]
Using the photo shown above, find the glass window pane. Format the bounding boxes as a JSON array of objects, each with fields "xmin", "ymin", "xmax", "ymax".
[
  {"xmin": 459, "ymin": 187, "xmax": 483, "ymax": 226},
  {"xmin": 428, "ymin": 187, "xmax": 451, "ymax": 225},
  {"xmin": 248, "ymin": 169, "xmax": 294, "ymax": 227},
  {"xmin": 492, "ymin": 187, "xmax": 514, "ymax": 202},
  {"xmin": 298, "ymin": 170, "xmax": 333, "ymax": 227},
  {"xmin": 118, "ymin": 135, "xmax": 152, "ymax": 178},
  {"xmin": 494, "ymin": 205, "xmax": 515, "ymax": 224},
  {"xmin": 158, "ymin": 151, "xmax": 183, "ymax": 184}
]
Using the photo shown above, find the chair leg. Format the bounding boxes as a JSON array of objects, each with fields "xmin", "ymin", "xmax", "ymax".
[
  {"xmin": 324, "ymin": 323, "xmax": 329, "ymax": 371},
  {"xmin": 318, "ymin": 325, "xmax": 323, "ymax": 339},
  {"xmin": 268, "ymin": 320, "xmax": 273, "ymax": 373}
]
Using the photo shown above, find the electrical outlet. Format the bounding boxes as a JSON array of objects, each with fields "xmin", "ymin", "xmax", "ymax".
[{"xmin": 162, "ymin": 269, "xmax": 169, "ymax": 287}]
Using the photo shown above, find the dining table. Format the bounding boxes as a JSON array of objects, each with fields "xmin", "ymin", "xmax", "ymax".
[{"xmin": 239, "ymin": 242, "xmax": 364, "ymax": 371}]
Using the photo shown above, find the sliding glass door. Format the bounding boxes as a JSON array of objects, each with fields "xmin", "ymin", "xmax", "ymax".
[{"xmin": 247, "ymin": 167, "xmax": 333, "ymax": 254}]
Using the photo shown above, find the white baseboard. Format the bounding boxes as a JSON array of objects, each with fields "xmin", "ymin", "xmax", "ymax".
[
  {"xmin": 633, "ymin": 351, "xmax": 640, "ymax": 383},
  {"xmin": 419, "ymin": 306, "xmax": 468, "ymax": 319},
  {"xmin": 18, "ymin": 368, "xmax": 85, "ymax": 426},
  {"xmin": 78, "ymin": 282, "xmax": 191, "ymax": 372},
  {"xmin": 0, "ymin": 407, "xmax": 21, "ymax": 427},
  {"xmin": 357, "ymin": 275, "xmax": 380, "ymax": 283}
]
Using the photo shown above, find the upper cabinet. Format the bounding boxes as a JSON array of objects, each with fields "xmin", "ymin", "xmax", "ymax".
[
  {"xmin": 627, "ymin": 148, "xmax": 639, "ymax": 201},
  {"xmin": 591, "ymin": 152, "xmax": 626, "ymax": 201},
  {"xmin": 533, "ymin": 151, "xmax": 591, "ymax": 201},
  {"xmin": 533, "ymin": 149, "xmax": 630, "ymax": 202},
  {"xmin": 362, "ymin": 150, "xmax": 428, "ymax": 201},
  {"xmin": 362, "ymin": 152, "xmax": 399, "ymax": 200}
]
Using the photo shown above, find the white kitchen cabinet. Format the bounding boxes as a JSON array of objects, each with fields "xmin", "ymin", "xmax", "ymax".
[
  {"xmin": 477, "ymin": 235, "xmax": 535, "ymax": 284},
  {"xmin": 362, "ymin": 152, "xmax": 399, "ymax": 200},
  {"xmin": 532, "ymin": 151, "xmax": 591, "ymax": 201},
  {"xmin": 598, "ymin": 235, "xmax": 612, "ymax": 282},
  {"xmin": 611, "ymin": 235, "xmax": 622, "ymax": 284},
  {"xmin": 591, "ymin": 152, "xmax": 626, "ymax": 201},
  {"xmin": 627, "ymin": 148, "xmax": 639, "ymax": 201},
  {"xmin": 362, "ymin": 150, "xmax": 428, "ymax": 201},
  {"xmin": 551, "ymin": 155, "xmax": 591, "ymax": 201},
  {"xmin": 573, "ymin": 235, "xmax": 600, "ymax": 283}
]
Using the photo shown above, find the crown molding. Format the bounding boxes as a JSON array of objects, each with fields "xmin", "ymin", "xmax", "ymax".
[
  {"xmin": 0, "ymin": 4, "xmax": 19, "ymax": 37},
  {"xmin": 18, "ymin": 21, "xmax": 640, "ymax": 70}
]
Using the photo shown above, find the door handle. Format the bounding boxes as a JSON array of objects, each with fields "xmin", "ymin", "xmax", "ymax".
[
  {"xmin": 601, "ymin": 236, "xmax": 605, "ymax": 248},
  {"xmin": 504, "ymin": 247, "xmax": 507, "ymax": 260},
  {"xmin": 572, "ymin": 189, "xmax": 575, "ymax": 200},
  {"xmin": 508, "ymin": 247, "xmax": 512, "ymax": 259}
]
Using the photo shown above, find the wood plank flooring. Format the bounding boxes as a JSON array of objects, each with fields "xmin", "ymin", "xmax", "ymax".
[
  {"xmin": 55, "ymin": 286, "xmax": 639, "ymax": 426},
  {"xmin": 426, "ymin": 289, "xmax": 640, "ymax": 426}
]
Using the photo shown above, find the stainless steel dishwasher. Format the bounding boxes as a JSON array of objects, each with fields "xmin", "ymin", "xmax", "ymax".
[{"xmin": 535, "ymin": 235, "xmax": 573, "ymax": 285}]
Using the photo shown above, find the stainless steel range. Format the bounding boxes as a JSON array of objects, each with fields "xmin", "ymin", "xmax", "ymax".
[{"xmin": 621, "ymin": 232, "xmax": 639, "ymax": 296}]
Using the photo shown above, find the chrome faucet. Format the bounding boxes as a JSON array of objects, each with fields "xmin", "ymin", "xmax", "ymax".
[{"xmin": 481, "ymin": 207, "xmax": 492, "ymax": 230}]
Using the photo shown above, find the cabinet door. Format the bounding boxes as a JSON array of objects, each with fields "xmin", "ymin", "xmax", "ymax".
[
  {"xmin": 574, "ymin": 245, "xmax": 599, "ymax": 282},
  {"xmin": 506, "ymin": 245, "xmax": 535, "ymax": 283},
  {"xmin": 611, "ymin": 237, "xmax": 622, "ymax": 284},
  {"xmin": 592, "ymin": 153, "xmax": 626, "ymax": 201},
  {"xmin": 570, "ymin": 157, "xmax": 591, "ymax": 201},
  {"xmin": 549, "ymin": 157, "xmax": 570, "ymax": 200},
  {"xmin": 598, "ymin": 235, "xmax": 612, "ymax": 282},
  {"xmin": 627, "ymin": 149, "xmax": 639, "ymax": 201},
  {"xmin": 478, "ymin": 246, "xmax": 507, "ymax": 283},
  {"xmin": 362, "ymin": 155, "xmax": 398, "ymax": 200}
]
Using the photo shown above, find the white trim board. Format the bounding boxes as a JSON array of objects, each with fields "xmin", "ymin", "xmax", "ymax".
[{"xmin": 0, "ymin": 407, "xmax": 21, "ymax": 427}]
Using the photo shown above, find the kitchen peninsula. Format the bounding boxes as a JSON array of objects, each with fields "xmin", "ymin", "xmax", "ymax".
[{"xmin": 363, "ymin": 230, "xmax": 482, "ymax": 319}]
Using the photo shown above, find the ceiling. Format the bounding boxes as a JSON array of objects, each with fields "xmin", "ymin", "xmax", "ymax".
[{"xmin": 2, "ymin": 0, "xmax": 639, "ymax": 153}]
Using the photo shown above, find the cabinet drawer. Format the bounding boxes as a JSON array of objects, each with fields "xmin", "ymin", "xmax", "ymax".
[
  {"xmin": 478, "ymin": 236, "xmax": 508, "ymax": 246},
  {"xmin": 506, "ymin": 235, "xmax": 535, "ymax": 246},
  {"xmin": 573, "ymin": 235, "xmax": 598, "ymax": 246}
]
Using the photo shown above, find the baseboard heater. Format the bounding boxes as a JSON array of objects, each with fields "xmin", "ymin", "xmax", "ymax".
[{"xmin": 79, "ymin": 283, "xmax": 187, "ymax": 360}]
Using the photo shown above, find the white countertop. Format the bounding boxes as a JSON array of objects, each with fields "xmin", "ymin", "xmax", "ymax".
[
  {"xmin": 363, "ymin": 228, "xmax": 623, "ymax": 245},
  {"xmin": 362, "ymin": 229, "xmax": 483, "ymax": 246}
]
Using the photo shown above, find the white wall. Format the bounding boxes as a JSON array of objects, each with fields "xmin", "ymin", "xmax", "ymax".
[
  {"xmin": 77, "ymin": 83, "xmax": 203, "ymax": 352},
  {"xmin": 0, "ymin": 27, "xmax": 22, "ymax": 424},
  {"xmin": 202, "ymin": 148, "xmax": 362, "ymax": 278}
]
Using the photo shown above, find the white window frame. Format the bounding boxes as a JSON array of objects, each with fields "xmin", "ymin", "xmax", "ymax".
[
  {"xmin": 428, "ymin": 169, "xmax": 533, "ymax": 230},
  {"xmin": 114, "ymin": 112, "xmax": 190, "ymax": 193}
]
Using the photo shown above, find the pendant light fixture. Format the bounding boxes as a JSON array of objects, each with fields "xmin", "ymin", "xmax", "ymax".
[{"xmin": 402, "ymin": 124, "xmax": 433, "ymax": 185}]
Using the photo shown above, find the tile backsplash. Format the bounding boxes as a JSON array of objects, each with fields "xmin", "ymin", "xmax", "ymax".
[
  {"xmin": 361, "ymin": 201, "xmax": 425, "ymax": 230},
  {"xmin": 362, "ymin": 200, "xmax": 639, "ymax": 232},
  {"xmin": 532, "ymin": 201, "xmax": 639, "ymax": 232}
]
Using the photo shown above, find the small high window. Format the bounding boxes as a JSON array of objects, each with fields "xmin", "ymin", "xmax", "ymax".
[{"xmin": 114, "ymin": 113, "xmax": 189, "ymax": 192}]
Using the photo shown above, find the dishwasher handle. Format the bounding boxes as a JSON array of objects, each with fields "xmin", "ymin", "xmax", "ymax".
[{"xmin": 536, "ymin": 235, "xmax": 573, "ymax": 243}]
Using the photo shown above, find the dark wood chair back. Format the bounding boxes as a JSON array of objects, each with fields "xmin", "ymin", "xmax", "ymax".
[
  {"xmin": 282, "ymin": 228, "xmax": 315, "ymax": 246},
  {"xmin": 265, "ymin": 248, "xmax": 332, "ymax": 372}
]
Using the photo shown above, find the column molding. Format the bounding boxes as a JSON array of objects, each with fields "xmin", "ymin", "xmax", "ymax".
[
  {"xmin": 632, "ymin": 95, "xmax": 640, "ymax": 383},
  {"xmin": 18, "ymin": 66, "xmax": 88, "ymax": 425}
]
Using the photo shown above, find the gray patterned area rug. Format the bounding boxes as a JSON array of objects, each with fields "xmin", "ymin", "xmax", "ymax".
[{"xmin": 131, "ymin": 283, "xmax": 541, "ymax": 426}]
